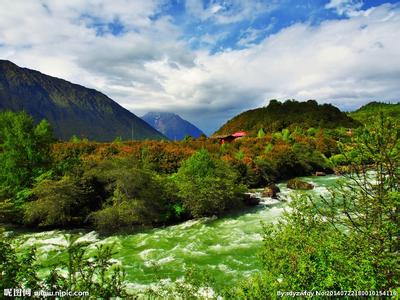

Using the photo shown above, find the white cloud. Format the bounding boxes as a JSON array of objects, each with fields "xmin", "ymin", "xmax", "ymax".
[
  {"xmin": 141, "ymin": 4, "xmax": 400, "ymax": 130},
  {"xmin": 185, "ymin": 0, "xmax": 278, "ymax": 24},
  {"xmin": 237, "ymin": 23, "xmax": 275, "ymax": 47},
  {"xmin": 0, "ymin": 1, "xmax": 399, "ymax": 134},
  {"xmin": 0, "ymin": 0, "xmax": 194, "ymax": 101},
  {"xmin": 325, "ymin": 0, "xmax": 364, "ymax": 16}
]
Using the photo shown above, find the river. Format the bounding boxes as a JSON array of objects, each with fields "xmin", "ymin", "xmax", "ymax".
[{"xmin": 9, "ymin": 174, "xmax": 340, "ymax": 292}]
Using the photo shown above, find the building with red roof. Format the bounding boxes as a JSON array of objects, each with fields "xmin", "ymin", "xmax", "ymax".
[{"xmin": 213, "ymin": 131, "xmax": 247, "ymax": 144}]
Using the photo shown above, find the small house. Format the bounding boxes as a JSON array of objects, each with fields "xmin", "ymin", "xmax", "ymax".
[{"xmin": 213, "ymin": 131, "xmax": 247, "ymax": 144}]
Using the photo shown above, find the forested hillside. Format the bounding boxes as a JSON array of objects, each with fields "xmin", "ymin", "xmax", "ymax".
[
  {"xmin": 349, "ymin": 101, "xmax": 400, "ymax": 122},
  {"xmin": 215, "ymin": 99, "xmax": 359, "ymax": 135}
]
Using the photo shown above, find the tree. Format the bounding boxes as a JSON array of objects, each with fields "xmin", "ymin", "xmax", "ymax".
[
  {"xmin": 0, "ymin": 232, "xmax": 41, "ymax": 294},
  {"xmin": 89, "ymin": 160, "xmax": 181, "ymax": 232},
  {"xmin": 281, "ymin": 128, "xmax": 291, "ymax": 142},
  {"xmin": 182, "ymin": 135, "xmax": 194, "ymax": 143},
  {"xmin": 228, "ymin": 113, "xmax": 399, "ymax": 296},
  {"xmin": 50, "ymin": 235, "xmax": 127, "ymax": 298},
  {"xmin": 197, "ymin": 133, "xmax": 208, "ymax": 141},
  {"xmin": 24, "ymin": 175, "xmax": 99, "ymax": 227},
  {"xmin": 0, "ymin": 111, "xmax": 53, "ymax": 222},
  {"xmin": 175, "ymin": 149, "xmax": 246, "ymax": 218},
  {"xmin": 0, "ymin": 111, "xmax": 53, "ymax": 196},
  {"xmin": 313, "ymin": 113, "xmax": 400, "ymax": 287},
  {"xmin": 257, "ymin": 128, "xmax": 266, "ymax": 138}
]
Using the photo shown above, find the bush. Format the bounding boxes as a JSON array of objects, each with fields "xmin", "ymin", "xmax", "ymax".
[
  {"xmin": 175, "ymin": 149, "xmax": 246, "ymax": 218},
  {"xmin": 227, "ymin": 114, "xmax": 400, "ymax": 297},
  {"xmin": 225, "ymin": 201, "xmax": 378, "ymax": 297},
  {"xmin": 265, "ymin": 142, "xmax": 306, "ymax": 180},
  {"xmin": 0, "ymin": 231, "xmax": 128, "ymax": 298},
  {"xmin": 292, "ymin": 142, "xmax": 329, "ymax": 172},
  {"xmin": 89, "ymin": 160, "xmax": 182, "ymax": 232},
  {"xmin": 0, "ymin": 111, "xmax": 53, "ymax": 196},
  {"xmin": 329, "ymin": 153, "xmax": 347, "ymax": 166},
  {"xmin": 90, "ymin": 198, "xmax": 147, "ymax": 233},
  {"xmin": 24, "ymin": 175, "xmax": 99, "ymax": 227}
]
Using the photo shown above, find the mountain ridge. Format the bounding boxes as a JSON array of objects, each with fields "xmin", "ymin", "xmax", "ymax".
[{"xmin": 0, "ymin": 60, "xmax": 165, "ymax": 141}]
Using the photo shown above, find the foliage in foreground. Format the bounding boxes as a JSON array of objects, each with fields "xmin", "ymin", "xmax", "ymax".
[
  {"xmin": 0, "ymin": 111, "xmax": 53, "ymax": 222},
  {"xmin": 226, "ymin": 114, "xmax": 399, "ymax": 297},
  {"xmin": 0, "ymin": 111, "xmax": 53, "ymax": 196},
  {"xmin": 0, "ymin": 232, "xmax": 127, "ymax": 299}
]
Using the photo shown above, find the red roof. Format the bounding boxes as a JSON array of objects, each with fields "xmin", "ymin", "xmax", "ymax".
[{"xmin": 232, "ymin": 131, "xmax": 247, "ymax": 137}]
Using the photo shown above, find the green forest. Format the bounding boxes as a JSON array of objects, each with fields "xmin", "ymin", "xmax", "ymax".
[
  {"xmin": 0, "ymin": 102, "xmax": 399, "ymax": 298},
  {"xmin": 215, "ymin": 99, "xmax": 359, "ymax": 135}
]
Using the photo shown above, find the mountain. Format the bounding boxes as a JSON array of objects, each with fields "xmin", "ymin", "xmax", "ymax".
[
  {"xmin": 214, "ymin": 99, "xmax": 359, "ymax": 135},
  {"xmin": 0, "ymin": 60, "xmax": 165, "ymax": 141},
  {"xmin": 349, "ymin": 101, "xmax": 400, "ymax": 123},
  {"xmin": 141, "ymin": 112, "xmax": 205, "ymax": 140}
]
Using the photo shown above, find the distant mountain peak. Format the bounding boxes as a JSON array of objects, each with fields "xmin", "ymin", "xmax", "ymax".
[{"xmin": 141, "ymin": 111, "xmax": 205, "ymax": 141}]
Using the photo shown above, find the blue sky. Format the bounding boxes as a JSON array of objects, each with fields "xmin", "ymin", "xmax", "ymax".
[
  {"xmin": 104, "ymin": 0, "xmax": 399, "ymax": 52},
  {"xmin": 125, "ymin": 1, "xmax": 400, "ymax": 49},
  {"xmin": 0, "ymin": 0, "xmax": 399, "ymax": 134}
]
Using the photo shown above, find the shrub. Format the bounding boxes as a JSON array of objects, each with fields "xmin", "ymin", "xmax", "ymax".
[
  {"xmin": 0, "ymin": 231, "xmax": 128, "ymax": 298},
  {"xmin": 228, "ymin": 114, "xmax": 400, "ymax": 296},
  {"xmin": 89, "ymin": 160, "xmax": 182, "ymax": 232},
  {"xmin": 175, "ymin": 149, "xmax": 246, "ymax": 218},
  {"xmin": 24, "ymin": 175, "xmax": 99, "ymax": 227},
  {"xmin": 90, "ymin": 198, "xmax": 146, "ymax": 233},
  {"xmin": 226, "ymin": 204, "xmax": 378, "ymax": 297}
]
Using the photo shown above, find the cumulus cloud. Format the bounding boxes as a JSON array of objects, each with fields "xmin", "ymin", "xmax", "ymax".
[
  {"xmin": 325, "ymin": 0, "xmax": 364, "ymax": 16},
  {"xmin": 143, "ymin": 4, "xmax": 400, "ymax": 131},
  {"xmin": 0, "ymin": 1, "xmax": 399, "ymax": 134}
]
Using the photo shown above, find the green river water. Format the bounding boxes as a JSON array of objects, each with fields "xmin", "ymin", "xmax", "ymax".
[{"xmin": 9, "ymin": 175, "xmax": 340, "ymax": 291}]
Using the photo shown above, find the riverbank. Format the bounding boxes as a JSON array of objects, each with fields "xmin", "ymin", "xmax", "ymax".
[{"xmin": 5, "ymin": 175, "xmax": 340, "ymax": 292}]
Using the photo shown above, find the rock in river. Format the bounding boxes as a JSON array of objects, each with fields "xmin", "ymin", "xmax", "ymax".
[
  {"xmin": 262, "ymin": 184, "xmax": 280, "ymax": 199},
  {"xmin": 315, "ymin": 171, "xmax": 326, "ymax": 176},
  {"xmin": 243, "ymin": 193, "xmax": 261, "ymax": 206},
  {"xmin": 287, "ymin": 178, "xmax": 314, "ymax": 190}
]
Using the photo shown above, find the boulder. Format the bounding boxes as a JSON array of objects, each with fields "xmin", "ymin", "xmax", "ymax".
[
  {"xmin": 287, "ymin": 178, "xmax": 314, "ymax": 190},
  {"xmin": 243, "ymin": 193, "xmax": 260, "ymax": 206},
  {"xmin": 334, "ymin": 165, "xmax": 351, "ymax": 175},
  {"xmin": 315, "ymin": 171, "xmax": 326, "ymax": 176},
  {"xmin": 262, "ymin": 184, "xmax": 280, "ymax": 199}
]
